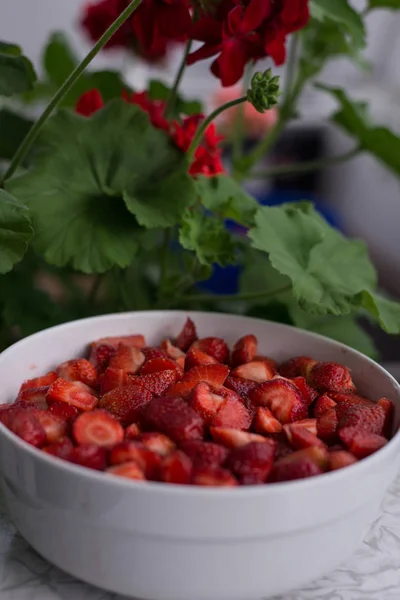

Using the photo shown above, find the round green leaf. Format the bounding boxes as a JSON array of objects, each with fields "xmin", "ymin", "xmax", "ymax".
[{"xmin": 0, "ymin": 41, "xmax": 36, "ymax": 96}]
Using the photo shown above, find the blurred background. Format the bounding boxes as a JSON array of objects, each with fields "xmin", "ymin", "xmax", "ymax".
[{"xmin": 1, "ymin": 0, "xmax": 399, "ymax": 369}]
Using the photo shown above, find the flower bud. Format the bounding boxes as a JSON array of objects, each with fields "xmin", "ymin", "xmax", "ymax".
[{"xmin": 247, "ymin": 69, "xmax": 281, "ymax": 113}]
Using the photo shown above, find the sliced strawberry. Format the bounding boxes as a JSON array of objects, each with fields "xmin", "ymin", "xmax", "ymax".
[
  {"xmin": 309, "ymin": 362, "xmax": 355, "ymax": 393},
  {"xmin": 253, "ymin": 407, "xmax": 282, "ymax": 434},
  {"xmin": 316, "ymin": 408, "xmax": 338, "ymax": 443},
  {"xmin": 161, "ymin": 339, "xmax": 185, "ymax": 361},
  {"xmin": 180, "ymin": 440, "xmax": 229, "ymax": 469},
  {"xmin": 192, "ymin": 467, "xmax": 237, "ymax": 487},
  {"xmin": 73, "ymin": 409, "xmax": 124, "ymax": 448},
  {"xmin": 378, "ymin": 397, "xmax": 395, "ymax": 438},
  {"xmin": 274, "ymin": 439, "xmax": 294, "ymax": 461},
  {"xmin": 98, "ymin": 367, "xmax": 129, "ymax": 394},
  {"xmin": 224, "ymin": 376, "xmax": 257, "ymax": 401},
  {"xmin": 279, "ymin": 357, "xmax": 316, "ymax": 379},
  {"xmin": 184, "ymin": 347, "xmax": 218, "ymax": 371},
  {"xmin": 47, "ymin": 378, "xmax": 98, "ymax": 412},
  {"xmin": 290, "ymin": 377, "xmax": 318, "ymax": 405},
  {"xmin": 339, "ymin": 429, "xmax": 387, "ymax": 459},
  {"xmin": 49, "ymin": 400, "xmax": 79, "ymax": 423},
  {"xmin": 337, "ymin": 404, "xmax": 385, "ymax": 436},
  {"xmin": 129, "ymin": 370, "xmax": 179, "ymax": 396},
  {"xmin": 108, "ymin": 344, "xmax": 145, "ymax": 374},
  {"xmin": 174, "ymin": 318, "xmax": 197, "ymax": 352},
  {"xmin": 140, "ymin": 357, "xmax": 183, "ymax": 376},
  {"xmin": 107, "ymin": 460, "xmax": 146, "ymax": 480},
  {"xmin": 232, "ymin": 360, "xmax": 275, "ymax": 383},
  {"xmin": 19, "ymin": 371, "xmax": 58, "ymax": 394},
  {"xmin": 283, "ymin": 423, "xmax": 326, "ymax": 451},
  {"xmin": 226, "ymin": 440, "xmax": 275, "ymax": 484},
  {"xmin": 42, "ymin": 437, "xmax": 75, "ymax": 460},
  {"xmin": 190, "ymin": 382, "xmax": 224, "ymax": 422},
  {"xmin": 99, "ymin": 383, "xmax": 152, "ymax": 425},
  {"xmin": 33, "ymin": 409, "xmax": 68, "ymax": 443},
  {"xmin": 191, "ymin": 337, "xmax": 229, "ymax": 363},
  {"xmin": 17, "ymin": 386, "xmax": 49, "ymax": 409},
  {"xmin": 5, "ymin": 407, "xmax": 46, "ymax": 447},
  {"xmin": 269, "ymin": 446, "xmax": 328, "ymax": 482},
  {"xmin": 249, "ymin": 379, "xmax": 308, "ymax": 424},
  {"xmin": 159, "ymin": 450, "xmax": 192, "ymax": 484},
  {"xmin": 89, "ymin": 343, "xmax": 116, "ymax": 372},
  {"xmin": 142, "ymin": 347, "xmax": 167, "ymax": 361},
  {"xmin": 329, "ymin": 450, "xmax": 357, "ymax": 471},
  {"xmin": 92, "ymin": 334, "xmax": 145, "ymax": 350},
  {"xmin": 139, "ymin": 432, "xmax": 176, "ymax": 456},
  {"xmin": 166, "ymin": 364, "xmax": 229, "ymax": 398},
  {"xmin": 210, "ymin": 427, "xmax": 268, "ymax": 449},
  {"xmin": 211, "ymin": 397, "xmax": 252, "ymax": 431},
  {"xmin": 313, "ymin": 394, "xmax": 337, "ymax": 419},
  {"xmin": 231, "ymin": 334, "xmax": 258, "ymax": 367},
  {"xmin": 109, "ymin": 441, "xmax": 161, "ymax": 478},
  {"xmin": 328, "ymin": 391, "xmax": 372, "ymax": 407},
  {"xmin": 124, "ymin": 422, "xmax": 141, "ymax": 440},
  {"xmin": 143, "ymin": 396, "xmax": 204, "ymax": 443},
  {"xmin": 176, "ymin": 356, "xmax": 186, "ymax": 369},
  {"xmin": 56, "ymin": 359, "xmax": 97, "ymax": 387},
  {"xmin": 287, "ymin": 418, "xmax": 317, "ymax": 435}
]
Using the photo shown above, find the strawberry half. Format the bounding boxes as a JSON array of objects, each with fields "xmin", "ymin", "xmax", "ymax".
[
  {"xmin": 108, "ymin": 344, "xmax": 145, "ymax": 374},
  {"xmin": 98, "ymin": 367, "xmax": 129, "ymax": 394},
  {"xmin": 231, "ymin": 360, "xmax": 275, "ymax": 383},
  {"xmin": 253, "ymin": 407, "xmax": 282, "ymax": 434},
  {"xmin": 109, "ymin": 441, "xmax": 161, "ymax": 478},
  {"xmin": 190, "ymin": 382, "xmax": 224, "ymax": 422},
  {"xmin": 290, "ymin": 377, "xmax": 318, "ymax": 405},
  {"xmin": 210, "ymin": 427, "xmax": 268, "ymax": 449},
  {"xmin": 49, "ymin": 400, "xmax": 79, "ymax": 423},
  {"xmin": 139, "ymin": 432, "xmax": 176, "ymax": 456},
  {"xmin": 143, "ymin": 396, "xmax": 204, "ymax": 443},
  {"xmin": 224, "ymin": 376, "xmax": 257, "ymax": 401},
  {"xmin": 329, "ymin": 450, "xmax": 357, "ymax": 471},
  {"xmin": 73, "ymin": 409, "xmax": 124, "ymax": 448},
  {"xmin": 180, "ymin": 440, "xmax": 229, "ymax": 469},
  {"xmin": 313, "ymin": 394, "xmax": 337, "ymax": 419},
  {"xmin": 337, "ymin": 404, "xmax": 385, "ymax": 436},
  {"xmin": 339, "ymin": 429, "xmax": 387, "ymax": 459},
  {"xmin": 33, "ymin": 409, "xmax": 68, "ymax": 443},
  {"xmin": 43, "ymin": 437, "xmax": 75, "ymax": 461},
  {"xmin": 316, "ymin": 408, "xmax": 338, "ymax": 443},
  {"xmin": 191, "ymin": 337, "xmax": 229, "ymax": 363},
  {"xmin": 107, "ymin": 461, "xmax": 146, "ymax": 480},
  {"xmin": 129, "ymin": 370, "xmax": 179, "ymax": 396},
  {"xmin": 19, "ymin": 371, "xmax": 58, "ymax": 394},
  {"xmin": 140, "ymin": 357, "xmax": 183, "ymax": 376},
  {"xmin": 17, "ymin": 386, "xmax": 49, "ymax": 409},
  {"xmin": 283, "ymin": 423, "xmax": 326, "ymax": 451},
  {"xmin": 4, "ymin": 407, "xmax": 46, "ymax": 447},
  {"xmin": 184, "ymin": 347, "xmax": 218, "ymax": 371},
  {"xmin": 175, "ymin": 318, "xmax": 198, "ymax": 352},
  {"xmin": 142, "ymin": 347, "xmax": 167, "ymax": 361},
  {"xmin": 92, "ymin": 334, "xmax": 145, "ymax": 350},
  {"xmin": 99, "ymin": 383, "xmax": 152, "ymax": 425},
  {"xmin": 124, "ymin": 422, "xmax": 141, "ymax": 440},
  {"xmin": 377, "ymin": 397, "xmax": 395, "ymax": 438},
  {"xmin": 166, "ymin": 364, "xmax": 229, "ymax": 398},
  {"xmin": 249, "ymin": 379, "xmax": 308, "ymax": 424},
  {"xmin": 328, "ymin": 391, "xmax": 372, "ymax": 407},
  {"xmin": 159, "ymin": 450, "xmax": 192, "ymax": 484},
  {"xmin": 309, "ymin": 362, "xmax": 355, "ymax": 393},
  {"xmin": 56, "ymin": 359, "xmax": 97, "ymax": 387},
  {"xmin": 46, "ymin": 378, "xmax": 98, "ymax": 412},
  {"xmin": 226, "ymin": 440, "xmax": 276, "ymax": 484},
  {"xmin": 161, "ymin": 339, "xmax": 185, "ymax": 361},
  {"xmin": 211, "ymin": 396, "xmax": 252, "ymax": 431},
  {"xmin": 279, "ymin": 357, "xmax": 316, "ymax": 379},
  {"xmin": 269, "ymin": 447, "xmax": 328, "ymax": 483},
  {"xmin": 231, "ymin": 334, "xmax": 258, "ymax": 367},
  {"xmin": 192, "ymin": 467, "xmax": 237, "ymax": 487},
  {"xmin": 89, "ymin": 343, "xmax": 116, "ymax": 372}
]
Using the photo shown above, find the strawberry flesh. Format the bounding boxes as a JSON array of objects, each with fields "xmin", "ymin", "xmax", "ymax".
[
  {"xmin": 329, "ymin": 450, "xmax": 357, "ymax": 471},
  {"xmin": 166, "ymin": 364, "xmax": 229, "ymax": 398},
  {"xmin": 210, "ymin": 427, "xmax": 268, "ymax": 449},
  {"xmin": 139, "ymin": 432, "xmax": 176, "ymax": 456},
  {"xmin": 211, "ymin": 396, "xmax": 252, "ymax": 430},
  {"xmin": 129, "ymin": 370, "xmax": 179, "ymax": 396},
  {"xmin": 184, "ymin": 347, "xmax": 218, "ymax": 371},
  {"xmin": 56, "ymin": 359, "xmax": 97, "ymax": 387},
  {"xmin": 99, "ymin": 383, "xmax": 152, "ymax": 425},
  {"xmin": 109, "ymin": 441, "xmax": 161, "ymax": 478},
  {"xmin": 73, "ymin": 409, "xmax": 124, "ymax": 447},
  {"xmin": 232, "ymin": 360, "xmax": 275, "ymax": 383},
  {"xmin": 17, "ymin": 386, "xmax": 49, "ymax": 409},
  {"xmin": 192, "ymin": 467, "xmax": 237, "ymax": 487},
  {"xmin": 309, "ymin": 362, "xmax": 354, "ymax": 393},
  {"xmin": 108, "ymin": 344, "xmax": 145, "ymax": 374},
  {"xmin": 175, "ymin": 318, "xmax": 197, "ymax": 352},
  {"xmin": 191, "ymin": 337, "xmax": 229, "ymax": 363},
  {"xmin": 143, "ymin": 396, "xmax": 204, "ymax": 443},
  {"xmin": 19, "ymin": 371, "xmax": 58, "ymax": 394},
  {"xmin": 231, "ymin": 334, "xmax": 258, "ymax": 367},
  {"xmin": 47, "ymin": 378, "xmax": 98, "ymax": 411},
  {"xmin": 159, "ymin": 450, "xmax": 192, "ymax": 484},
  {"xmin": 253, "ymin": 407, "xmax": 282, "ymax": 434},
  {"xmin": 249, "ymin": 379, "xmax": 308, "ymax": 424},
  {"xmin": 107, "ymin": 461, "xmax": 146, "ymax": 480}
]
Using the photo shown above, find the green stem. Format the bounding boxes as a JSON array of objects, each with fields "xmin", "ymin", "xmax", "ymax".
[
  {"xmin": 1, "ymin": 0, "xmax": 144, "ymax": 185},
  {"xmin": 181, "ymin": 285, "xmax": 292, "ymax": 305},
  {"xmin": 250, "ymin": 147, "xmax": 361, "ymax": 179},
  {"xmin": 187, "ymin": 96, "xmax": 247, "ymax": 163},
  {"xmin": 165, "ymin": 39, "xmax": 193, "ymax": 117}
]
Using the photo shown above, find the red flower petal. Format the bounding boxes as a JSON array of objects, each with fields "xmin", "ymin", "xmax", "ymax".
[{"xmin": 75, "ymin": 89, "xmax": 104, "ymax": 117}]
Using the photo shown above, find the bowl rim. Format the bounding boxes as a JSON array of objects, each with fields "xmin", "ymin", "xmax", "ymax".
[{"xmin": 1, "ymin": 309, "xmax": 399, "ymax": 498}]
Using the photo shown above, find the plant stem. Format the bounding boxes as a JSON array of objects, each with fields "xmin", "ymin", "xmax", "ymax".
[
  {"xmin": 165, "ymin": 40, "xmax": 193, "ymax": 117},
  {"xmin": 181, "ymin": 285, "xmax": 292, "ymax": 305},
  {"xmin": 186, "ymin": 96, "xmax": 247, "ymax": 163},
  {"xmin": 1, "ymin": 0, "xmax": 144, "ymax": 185},
  {"xmin": 250, "ymin": 147, "xmax": 361, "ymax": 179}
]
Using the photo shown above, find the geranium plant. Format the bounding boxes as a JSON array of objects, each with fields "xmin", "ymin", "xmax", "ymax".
[{"xmin": 0, "ymin": 0, "xmax": 400, "ymax": 356}]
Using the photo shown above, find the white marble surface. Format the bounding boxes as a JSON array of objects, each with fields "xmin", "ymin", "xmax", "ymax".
[{"xmin": 0, "ymin": 476, "xmax": 399, "ymax": 600}]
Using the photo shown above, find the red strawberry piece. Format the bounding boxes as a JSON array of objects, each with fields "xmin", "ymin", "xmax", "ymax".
[
  {"xmin": 56, "ymin": 359, "xmax": 97, "ymax": 387},
  {"xmin": 377, "ymin": 397, "xmax": 395, "ymax": 438},
  {"xmin": 176, "ymin": 356, "xmax": 186, "ymax": 369},
  {"xmin": 42, "ymin": 437, "xmax": 75, "ymax": 461},
  {"xmin": 210, "ymin": 427, "xmax": 268, "ymax": 449},
  {"xmin": 19, "ymin": 371, "xmax": 58, "ymax": 394},
  {"xmin": 328, "ymin": 391, "xmax": 372, "ymax": 407},
  {"xmin": 17, "ymin": 386, "xmax": 49, "ymax": 409},
  {"xmin": 274, "ymin": 439, "xmax": 294, "ymax": 461},
  {"xmin": 337, "ymin": 404, "xmax": 385, "ymax": 436},
  {"xmin": 329, "ymin": 450, "xmax": 357, "ymax": 471},
  {"xmin": 139, "ymin": 432, "xmax": 176, "ymax": 456},
  {"xmin": 71, "ymin": 444, "xmax": 108, "ymax": 470},
  {"xmin": 143, "ymin": 396, "xmax": 204, "ymax": 443},
  {"xmin": 283, "ymin": 423, "xmax": 326, "ymax": 451},
  {"xmin": 231, "ymin": 334, "xmax": 258, "ymax": 367},
  {"xmin": 192, "ymin": 467, "xmax": 237, "ymax": 487},
  {"xmin": 253, "ymin": 407, "xmax": 282, "ymax": 434},
  {"xmin": 224, "ymin": 376, "xmax": 257, "ymax": 401},
  {"xmin": 339, "ymin": 429, "xmax": 387, "ymax": 459},
  {"xmin": 288, "ymin": 418, "xmax": 317, "ymax": 435},
  {"xmin": 92, "ymin": 334, "xmax": 145, "ymax": 350},
  {"xmin": 211, "ymin": 397, "xmax": 252, "ymax": 431},
  {"xmin": 140, "ymin": 357, "xmax": 183, "ymax": 376},
  {"xmin": 108, "ymin": 344, "xmax": 145, "ymax": 374},
  {"xmin": 161, "ymin": 339, "xmax": 185, "ymax": 361},
  {"xmin": 190, "ymin": 382, "xmax": 225, "ymax": 422},
  {"xmin": 99, "ymin": 383, "xmax": 152, "ymax": 425},
  {"xmin": 180, "ymin": 440, "xmax": 229, "ymax": 469},
  {"xmin": 174, "ymin": 318, "xmax": 198, "ymax": 352},
  {"xmin": 232, "ymin": 360, "xmax": 275, "ymax": 383},
  {"xmin": 317, "ymin": 408, "xmax": 338, "ymax": 443},
  {"xmin": 249, "ymin": 379, "xmax": 308, "ymax": 424},
  {"xmin": 73, "ymin": 409, "xmax": 124, "ymax": 447},
  {"xmin": 89, "ymin": 343, "xmax": 116, "ymax": 372},
  {"xmin": 49, "ymin": 400, "xmax": 79, "ymax": 423},
  {"xmin": 109, "ymin": 441, "xmax": 161, "ymax": 478},
  {"xmin": 159, "ymin": 450, "xmax": 192, "ymax": 484},
  {"xmin": 279, "ymin": 357, "xmax": 316, "ymax": 379},
  {"xmin": 269, "ymin": 446, "xmax": 329, "ymax": 482},
  {"xmin": 5, "ymin": 407, "xmax": 46, "ymax": 447},
  {"xmin": 107, "ymin": 460, "xmax": 146, "ymax": 480},
  {"xmin": 191, "ymin": 337, "xmax": 229, "ymax": 363},
  {"xmin": 226, "ymin": 440, "xmax": 276, "ymax": 484},
  {"xmin": 290, "ymin": 377, "xmax": 318, "ymax": 405},
  {"xmin": 33, "ymin": 409, "xmax": 68, "ymax": 443},
  {"xmin": 47, "ymin": 378, "xmax": 98, "ymax": 412},
  {"xmin": 129, "ymin": 370, "xmax": 179, "ymax": 396},
  {"xmin": 142, "ymin": 347, "xmax": 167, "ymax": 361},
  {"xmin": 98, "ymin": 367, "xmax": 129, "ymax": 394},
  {"xmin": 184, "ymin": 347, "xmax": 218, "ymax": 371},
  {"xmin": 124, "ymin": 422, "xmax": 141, "ymax": 440},
  {"xmin": 313, "ymin": 394, "xmax": 337, "ymax": 419},
  {"xmin": 309, "ymin": 362, "xmax": 355, "ymax": 393},
  {"xmin": 166, "ymin": 364, "xmax": 229, "ymax": 398}
]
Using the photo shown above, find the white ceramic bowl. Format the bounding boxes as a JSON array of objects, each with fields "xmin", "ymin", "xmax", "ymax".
[{"xmin": 0, "ymin": 311, "xmax": 399, "ymax": 600}]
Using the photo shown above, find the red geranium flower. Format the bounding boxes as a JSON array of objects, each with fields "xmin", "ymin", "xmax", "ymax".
[{"xmin": 76, "ymin": 89, "xmax": 105, "ymax": 116}]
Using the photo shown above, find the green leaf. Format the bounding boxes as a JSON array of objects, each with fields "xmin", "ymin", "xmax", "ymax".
[
  {"xmin": 248, "ymin": 203, "xmax": 377, "ymax": 316},
  {"xmin": 318, "ymin": 84, "xmax": 400, "ymax": 176},
  {"xmin": 148, "ymin": 79, "xmax": 203, "ymax": 116},
  {"xmin": 369, "ymin": 0, "xmax": 400, "ymax": 8},
  {"xmin": 240, "ymin": 250, "xmax": 291, "ymax": 299},
  {"xmin": 7, "ymin": 100, "xmax": 195, "ymax": 273},
  {"xmin": 195, "ymin": 174, "xmax": 258, "ymax": 227},
  {"xmin": 0, "ymin": 109, "xmax": 33, "ymax": 162},
  {"xmin": 179, "ymin": 209, "xmax": 236, "ymax": 267},
  {"xmin": 0, "ymin": 189, "xmax": 33, "ymax": 274},
  {"xmin": 43, "ymin": 32, "xmax": 78, "ymax": 87},
  {"xmin": 360, "ymin": 291, "xmax": 400, "ymax": 334},
  {"xmin": 0, "ymin": 40, "xmax": 36, "ymax": 96},
  {"xmin": 310, "ymin": 0, "xmax": 365, "ymax": 48}
]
